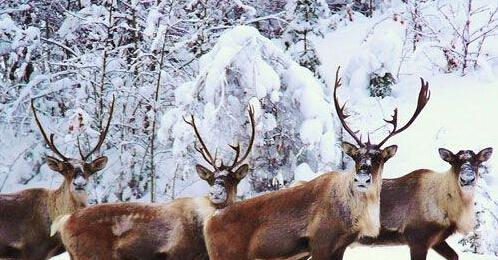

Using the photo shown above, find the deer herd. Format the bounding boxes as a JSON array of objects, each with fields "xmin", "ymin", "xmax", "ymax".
[{"xmin": 0, "ymin": 69, "xmax": 493, "ymax": 260}]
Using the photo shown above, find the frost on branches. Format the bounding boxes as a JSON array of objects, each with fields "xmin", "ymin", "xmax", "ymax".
[
  {"xmin": 159, "ymin": 26, "xmax": 339, "ymax": 195},
  {"xmin": 409, "ymin": 0, "xmax": 498, "ymax": 76},
  {"xmin": 283, "ymin": 0, "xmax": 330, "ymax": 75},
  {"xmin": 459, "ymin": 164, "xmax": 498, "ymax": 256},
  {"xmin": 0, "ymin": 14, "xmax": 40, "ymax": 84},
  {"xmin": 343, "ymin": 18, "xmax": 404, "ymax": 98}
]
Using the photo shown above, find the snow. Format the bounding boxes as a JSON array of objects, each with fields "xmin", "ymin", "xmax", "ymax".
[
  {"xmin": 2, "ymin": 0, "xmax": 498, "ymax": 258},
  {"xmin": 345, "ymin": 244, "xmax": 497, "ymax": 260},
  {"xmin": 50, "ymin": 242, "xmax": 497, "ymax": 260},
  {"xmin": 314, "ymin": 5, "xmax": 498, "ymax": 255},
  {"xmin": 158, "ymin": 25, "xmax": 340, "ymax": 197},
  {"xmin": 300, "ymin": 118, "xmax": 323, "ymax": 145},
  {"xmin": 294, "ymin": 163, "xmax": 320, "ymax": 182}
]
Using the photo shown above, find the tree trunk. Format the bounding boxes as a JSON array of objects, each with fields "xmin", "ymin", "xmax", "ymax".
[{"xmin": 149, "ymin": 33, "xmax": 167, "ymax": 203}]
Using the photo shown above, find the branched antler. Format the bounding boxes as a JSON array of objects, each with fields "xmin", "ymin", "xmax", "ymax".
[
  {"xmin": 78, "ymin": 95, "xmax": 115, "ymax": 161},
  {"xmin": 229, "ymin": 105, "xmax": 256, "ymax": 169},
  {"xmin": 377, "ymin": 78, "xmax": 430, "ymax": 147},
  {"xmin": 184, "ymin": 115, "xmax": 217, "ymax": 170},
  {"xmin": 333, "ymin": 67, "xmax": 364, "ymax": 146},
  {"xmin": 185, "ymin": 105, "xmax": 256, "ymax": 171},
  {"xmin": 31, "ymin": 99, "xmax": 69, "ymax": 161}
]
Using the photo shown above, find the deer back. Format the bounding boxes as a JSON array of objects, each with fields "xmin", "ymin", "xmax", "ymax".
[
  {"xmin": 0, "ymin": 188, "xmax": 64, "ymax": 258},
  {"xmin": 360, "ymin": 168, "xmax": 474, "ymax": 247},
  {"xmin": 57, "ymin": 197, "xmax": 216, "ymax": 259},
  {"xmin": 204, "ymin": 171, "xmax": 378, "ymax": 259}
]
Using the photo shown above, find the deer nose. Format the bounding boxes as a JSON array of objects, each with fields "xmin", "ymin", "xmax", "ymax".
[
  {"xmin": 354, "ymin": 173, "xmax": 372, "ymax": 186},
  {"xmin": 460, "ymin": 174, "xmax": 475, "ymax": 186},
  {"xmin": 209, "ymin": 184, "xmax": 224, "ymax": 197},
  {"xmin": 73, "ymin": 176, "xmax": 87, "ymax": 189},
  {"xmin": 210, "ymin": 190, "xmax": 222, "ymax": 197}
]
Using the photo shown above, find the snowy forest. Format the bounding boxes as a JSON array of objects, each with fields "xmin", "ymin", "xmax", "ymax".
[{"xmin": 1, "ymin": 0, "xmax": 498, "ymax": 259}]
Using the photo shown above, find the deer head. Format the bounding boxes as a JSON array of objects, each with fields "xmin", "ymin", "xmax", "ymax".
[
  {"xmin": 439, "ymin": 147, "xmax": 493, "ymax": 193},
  {"xmin": 184, "ymin": 106, "xmax": 256, "ymax": 208},
  {"xmin": 31, "ymin": 98, "xmax": 114, "ymax": 192},
  {"xmin": 334, "ymin": 68, "xmax": 430, "ymax": 192}
]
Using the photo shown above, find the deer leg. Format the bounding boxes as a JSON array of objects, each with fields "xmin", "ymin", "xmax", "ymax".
[
  {"xmin": 309, "ymin": 233, "xmax": 348, "ymax": 260},
  {"xmin": 0, "ymin": 245, "xmax": 22, "ymax": 258},
  {"xmin": 309, "ymin": 238, "xmax": 333, "ymax": 260},
  {"xmin": 432, "ymin": 241, "xmax": 458, "ymax": 260},
  {"xmin": 330, "ymin": 246, "xmax": 347, "ymax": 260},
  {"xmin": 409, "ymin": 245, "xmax": 428, "ymax": 260}
]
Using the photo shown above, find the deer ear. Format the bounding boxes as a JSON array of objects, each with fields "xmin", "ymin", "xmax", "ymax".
[
  {"xmin": 341, "ymin": 142, "xmax": 358, "ymax": 158},
  {"xmin": 478, "ymin": 147, "xmax": 493, "ymax": 162},
  {"xmin": 89, "ymin": 156, "xmax": 108, "ymax": 173},
  {"xmin": 233, "ymin": 164, "xmax": 249, "ymax": 181},
  {"xmin": 196, "ymin": 164, "xmax": 213, "ymax": 181},
  {"xmin": 382, "ymin": 145, "xmax": 398, "ymax": 161},
  {"xmin": 439, "ymin": 148, "xmax": 455, "ymax": 163},
  {"xmin": 46, "ymin": 156, "xmax": 65, "ymax": 172}
]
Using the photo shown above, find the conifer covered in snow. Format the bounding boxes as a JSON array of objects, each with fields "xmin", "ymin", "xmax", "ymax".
[
  {"xmin": 159, "ymin": 26, "xmax": 340, "ymax": 195},
  {"xmin": 0, "ymin": 1, "xmax": 498, "ymax": 257},
  {"xmin": 283, "ymin": 0, "xmax": 330, "ymax": 74}
]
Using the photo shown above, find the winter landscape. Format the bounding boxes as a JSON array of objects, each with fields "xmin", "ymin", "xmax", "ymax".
[{"xmin": 1, "ymin": 0, "xmax": 498, "ymax": 259}]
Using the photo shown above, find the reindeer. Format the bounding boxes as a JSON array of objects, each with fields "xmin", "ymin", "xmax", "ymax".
[
  {"xmin": 203, "ymin": 70, "xmax": 430, "ymax": 260},
  {"xmin": 0, "ymin": 98, "xmax": 113, "ymax": 259},
  {"xmin": 358, "ymin": 147, "xmax": 493, "ymax": 260},
  {"xmin": 51, "ymin": 106, "xmax": 256, "ymax": 260}
]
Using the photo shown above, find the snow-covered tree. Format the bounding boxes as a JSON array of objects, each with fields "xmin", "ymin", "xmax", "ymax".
[
  {"xmin": 0, "ymin": 14, "xmax": 40, "ymax": 84},
  {"xmin": 1, "ymin": 3, "xmax": 498, "ymax": 256},
  {"xmin": 343, "ymin": 18, "xmax": 404, "ymax": 97},
  {"xmin": 411, "ymin": 0, "xmax": 498, "ymax": 75},
  {"xmin": 283, "ymin": 0, "xmax": 330, "ymax": 74},
  {"xmin": 159, "ymin": 26, "xmax": 340, "ymax": 195},
  {"xmin": 459, "ymin": 164, "xmax": 498, "ymax": 255}
]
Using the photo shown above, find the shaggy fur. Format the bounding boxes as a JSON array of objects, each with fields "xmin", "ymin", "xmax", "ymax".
[
  {"xmin": 53, "ymin": 175, "xmax": 244, "ymax": 260},
  {"xmin": 0, "ymin": 178, "xmax": 87, "ymax": 260},
  {"xmin": 56, "ymin": 198, "xmax": 217, "ymax": 260},
  {"xmin": 204, "ymin": 170, "xmax": 383, "ymax": 260},
  {"xmin": 359, "ymin": 168, "xmax": 477, "ymax": 260},
  {"xmin": 53, "ymin": 114, "xmax": 254, "ymax": 259}
]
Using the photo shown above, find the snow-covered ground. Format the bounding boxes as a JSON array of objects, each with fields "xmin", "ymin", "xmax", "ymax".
[
  {"xmin": 345, "ymin": 244, "xmax": 497, "ymax": 260},
  {"xmin": 314, "ymin": 7, "xmax": 498, "ymax": 257},
  {"xmin": 3, "ymin": 1, "xmax": 498, "ymax": 259},
  {"xmin": 50, "ymin": 243, "xmax": 497, "ymax": 260}
]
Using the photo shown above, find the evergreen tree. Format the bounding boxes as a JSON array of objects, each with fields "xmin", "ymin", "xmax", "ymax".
[{"xmin": 283, "ymin": 0, "xmax": 330, "ymax": 74}]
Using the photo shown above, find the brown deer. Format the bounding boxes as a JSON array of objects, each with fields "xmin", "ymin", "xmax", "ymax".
[
  {"xmin": 203, "ymin": 70, "xmax": 430, "ymax": 260},
  {"xmin": 51, "ymin": 106, "xmax": 256, "ymax": 259},
  {"xmin": 358, "ymin": 147, "xmax": 493, "ymax": 260},
  {"xmin": 0, "ymin": 98, "xmax": 113, "ymax": 259}
]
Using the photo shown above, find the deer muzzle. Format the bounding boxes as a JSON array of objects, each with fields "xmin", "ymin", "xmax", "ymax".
[
  {"xmin": 354, "ymin": 171, "xmax": 372, "ymax": 191},
  {"xmin": 73, "ymin": 175, "xmax": 87, "ymax": 191},
  {"xmin": 209, "ymin": 182, "xmax": 227, "ymax": 204},
  {"xmin": 459, "ymin": 163, "xmax": 476, "ymax": 187}
]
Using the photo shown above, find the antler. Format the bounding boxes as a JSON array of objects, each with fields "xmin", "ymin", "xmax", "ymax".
[
  {"xmin": 229, "ymin": 105, "xmax": 256, "ymax": 169},
  {"xmin": 185, "ymin": 105, "xmax": 256, "ymax": 171},
  {"xmin": 76, "ymin": 136, "xmax": 85, "ymax": 159},
  {"xmin": 78, "ymin": 96, "xmax": 115, "ymax": 161},
  {"xmin": 333, "ymin": 67, "xmax": 363, "ymax": 146},
  {"xmin": 377, "ymin": 78, "xmax": 430, "ymax": 147},
  {"xmin": 184, "ymin": 114, "xmax": 218, "ymax": 170},
  {"xmin": 31, "ymin": 99, "xmax": 69, "ymax": 161}
]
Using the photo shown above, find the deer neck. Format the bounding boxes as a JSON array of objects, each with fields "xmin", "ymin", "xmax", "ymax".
[
  {"xmin": 226, "ymin": 187, "xmax": 238, "ymax": 206},
  {"xmin": 346, "ymin": 169, "xmax": 382, "ymax": 201},
  {"xmin": 212, "ymin": 187, "xmax": 238, "ymax": 210},
  {"xmin": 435, "ymin": 170, "xmax": 475, "ymax": 233},
  {"xmin": 48, "ymin": 179, "xmax": 88, "ymax": 223},
  {"xmin": 345, "ymin": 170, "xmax": 382, "ymax": 238}
]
